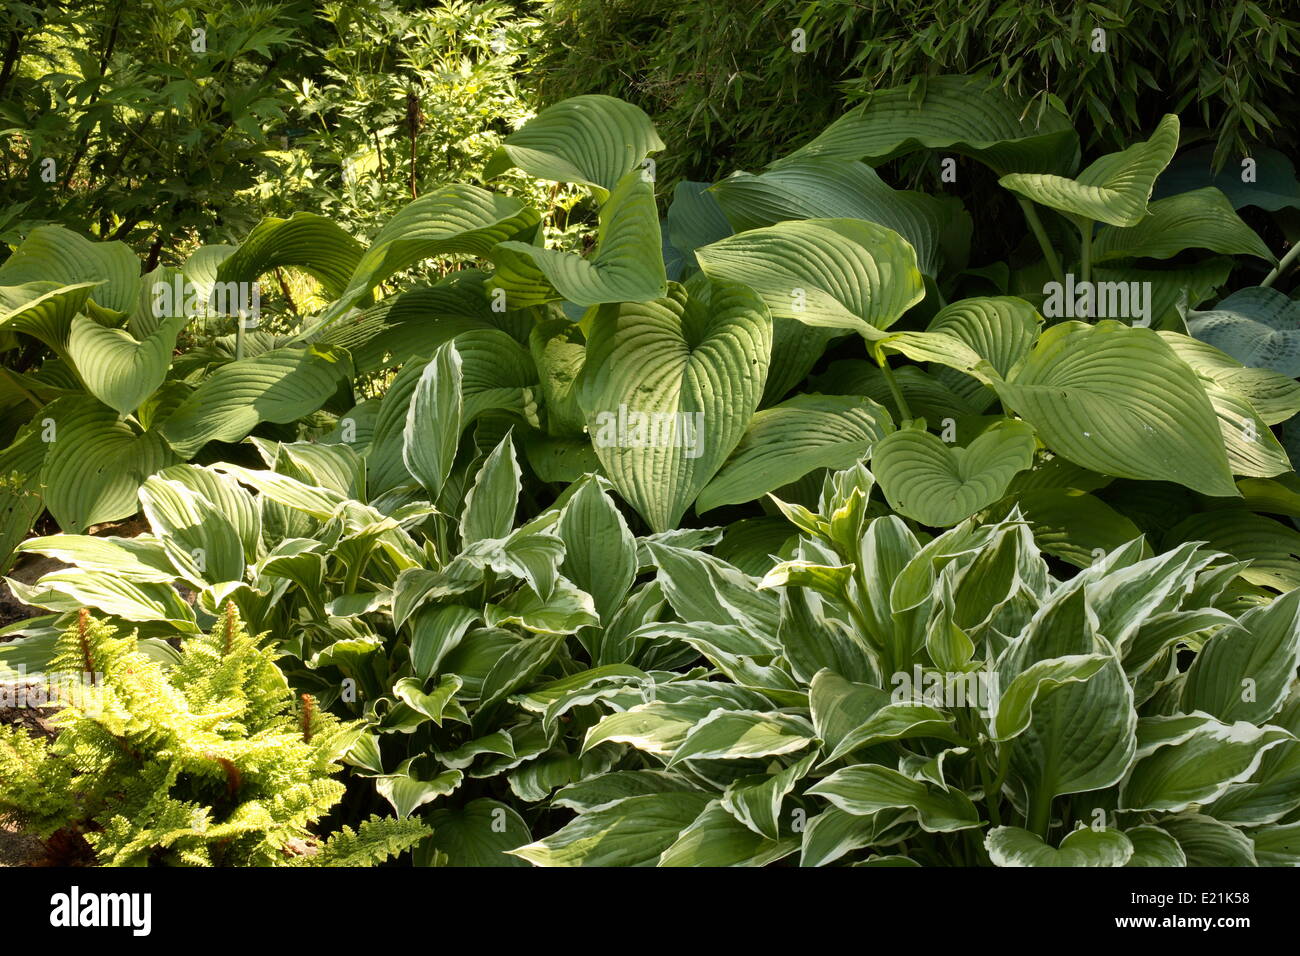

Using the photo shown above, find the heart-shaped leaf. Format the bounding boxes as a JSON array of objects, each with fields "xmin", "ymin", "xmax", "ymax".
[
  {"xmin": 66, "ymin": 313, "xmax": 188, "ymax": 415},
  {"xmin": 1187, "ymin": 287, "xmax": 1300, "ymax": 377},
  {"xmin": 1093, "ymin": 188, "xmax": 1274, "ymax": 263},
  {"xmin": 985, "ymin": 826, "xmax": 1133, "ymax": 867}
]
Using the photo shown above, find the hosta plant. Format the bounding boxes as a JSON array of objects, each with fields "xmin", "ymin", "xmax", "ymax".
[{"xmin": 515, "ymin": 466, "xmax": 1300, "ymax": 866}]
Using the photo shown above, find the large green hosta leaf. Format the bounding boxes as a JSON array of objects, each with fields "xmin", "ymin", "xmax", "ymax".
[
  {"xmin": 489, "ymin": 171, "xmax": 667, "ymax": 307},
  {"xmin": 993, "ymin": 321, "xmax": 1237, "ymax": 497},
  {"xmin": 159, "ymin": 345, "xmax": 352, "ymax": 457},
  {"xmin": 319, "ymin": 186, "xmax": 539, "ymax": 324},
  {"xmin": 873, "ymin": 420, "xmax": 1037, "ymax": 527},
  {"xmin": 40, "ymin": 397, "xmax": 174, "ymax": 531},
  {"xmin": 215, "ymin": 212, "xmax": 364, "ymax": 298},
  {"xmin": 777, "ymin": 75, "xmax": 1077, "ymax": 175},
  {"xmin": 0, "ymin": 282, "xmax": 97, "ymax": 350},
  {"xmin": 1092, "ymin": 188, "xmax": 1274, "ymax": 263},
  {"xmin": 710, "ymin": 158, "xmax": 967, "ymax": 278},
  {"xmin": 484, "ymin": 94, "xmax": 664, "ymax": 201},
  {"xmin": 66, "ymin": 313, "xmax": 188, "ymax": 415},
  {"xmin": 1186, "ymin": 288, "xmax": 1300, "ymax": 378},
  {"xmin": 0, "ymin": 226, "xmax": 140, "ymax": 320},
  {"xmin": 579, "ymin": 279, "xmax": 772, "ymax": 532},
  {"xmin": 1000, "ymin": 115, "xmax": 1179, "ymax": 227},
  {"xmin": 697, "ymin": 394, "xmax": 893, "ymax": 513}
]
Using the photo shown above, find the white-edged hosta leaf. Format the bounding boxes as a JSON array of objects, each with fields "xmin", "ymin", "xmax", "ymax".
[
  {"xmin": 808, "ymin": 765, "xmax": 981, "ymax": 832},
  {"xmin": 484, "ymin": 94, "xmax": 664, "ymax": 201},
  {"xmin": 698, "ymin": 394, "xmax": 892, "ymax": 513},
  {"xmin": 509, "ymin": 791, "xmax": 710, "ymax": 867},
  {"xmin": 658, "ymin": 800, "xmax": 799, "ymax": 867},
  {"xmin": 721, "ymin": 753, "xmax": 816, "ymax": 840},
  {"xmin": 993, "ymin": 321, "xmax": 1237, "ymax": 497},
  {"xmin": 393, "ymin": 674, "xmax": 463, "ymax": 727},
  {"xmin": 1125, "ymin": 825, "xmax": 1187, "ymax": 866},
  {"xmin": 139, "ymin": 476, "xmax": 245, "ymax": 585},
  {"xmin": 159, "ymin": 346, "xmax": 351, "ymax": 457},
  {"xmin": 1160, "ymin": 812, "xmax": 1258, "ymax": 866},
  {"xmin": 1248, "ymin": 822, "xmax": 1300, "ymax": 866},
  {"xmin": 1093, "ymin": 188, "xmax": 1274, "ymax": 262},
  {"xmin": 484, "ymin": 578, "xmax": 598, "ymax": 636},
  {"xmin": 408, "ymin": 604, "xmax": 480, "ymax": 679},
  {"xmin": 489, "ymin": 171, "xmax": 666, "ymax": 307},
  {"xmin": 581, "ymin": 698, "xmax": 723, "ymax": 758},
  {"xmin": 374, "ymin": 760, "xmax": 463, "ymax": 818},
  {"xmin": 777, "ymin": 75, "xmax": 1077, "ymax": 176},
  {"xmin": 1187, "ymin": 287, "xmax": 1300, "ymax": 378},
  {"xmin": 401, "ymin": 342, "xmax": 462, "ymax": 497},
  {"xmin": 985, "ymin": 825, "xmax": 1133, "ymax": 867},
  {"xmin": 557, "ymin": 477, "xmax": 636, "ymax": 624},
  {"xmin": 873, "ymin": 420, "xmax": 1036, "ymax": 527},
  {"xmin": 460, "ymin": 430, "xmax": 520, "ymax": 546},
  {"xmin": 1167, "ymin": 510, "xmax": 1300, "ymax": 592},
  {"xmin": 579, "ymin": 279, "xmax": 771, "ymax": 532},
  {"xmin": 1000, "ymin": 115, "xmax": 1179, "ymax": 226},
  {"xmin": 665, "ymin": 710, "xmax": 816, "ymax": 767}
]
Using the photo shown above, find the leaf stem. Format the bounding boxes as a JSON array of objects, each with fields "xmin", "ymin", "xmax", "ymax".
[
  {"xmin": 1017, "ymin": 200, "xmax": 1065, "ymax": 288},
  {"xmin": 1262, "ymin": 241, "xmax": 1300, "ymax": 288},
  {"xmin": 1079, "ymin": 222, "xmax": 1093, "ymax": 289},
  {"xmin": 878, "ymin": 356, "xmax": 913, "ymax": 423}
]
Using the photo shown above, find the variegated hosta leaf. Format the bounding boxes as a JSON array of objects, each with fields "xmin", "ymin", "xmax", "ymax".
[
  {"xmin": 579, "ymin": 279, "xmax": 772, "ymax": 532},
  {"xmin": 0, "ymin": 225, "xmax": 141, "ymax": 320},
  {"xmin": 159, "ymin": 345, "xmax": 352, "ymax": 458},
  {"xmin": 1000, "ymin": 115, "xmax": 1180, "ymax": 227},
  {"xmin": 483, "ymin": 94, "xmax": 664, "ymax": 201},
  {"xmin": 808, "ymin": 765, "xmax": 981, "ymax": 832},
  {"xmin": 872, "ymin": 420, "xmax": 1037, "ymax": 527},
  {"xmin": 489, "ymin": 171, "xmax": 667, "ymax": 307},
  {"xmin": 1093, "ymin": 188, "xmax": 1274, "ymax": 263},
  {"xmin": 510, "ymin": 792, "xmax": 711, "ymax": 867},
  {"xmin": 697, "ymin": 394, "xmax": 894, "ymax": 513},
  {"xmin": 776, "ymin": 74, "xmax": 1078, "ymax": 176},
  {"xmin": 66, "ymin": 313, "xmax": 188, "ymax": 415},
  {"xmin": 318, "ymin": 185, "xmax": 539, "ymax": 325},
  {"xmin": 402, "ymin": 342, "xmax": 462, "ymax": 498},
  {"xmin": 658, "ymin": 801, "xmax": 799, "ymax": 867},
  {"xmin": 1187, "ymin": 287, "xmax": 1300, "ymax": 378},
  {"xmin": 139, "ymin": 476, "xmax": 245, "ymax": 585},
  {"xmin": 985, "ymin": 825, "xmax": 1133, "ymax": 867},
  {"xmin": 214, "ymin": 212, "xmax": 364, "ymax": 299},
  {"xmin": 993, "ymin": 321, "xmax": 1238, "ymax": 498}
]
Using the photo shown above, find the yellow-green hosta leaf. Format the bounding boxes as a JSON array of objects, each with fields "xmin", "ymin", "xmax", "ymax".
[
  {"xmin": 39, "ymin": 397, "xmax": 174, "ymax": 531},
  {"xmin": 489, "ymin": 171, "xmax": 667, "ymax": 307},
  {"xmin": 1167, "ymin": 510, "xmax": 1300, "ymax": 592},
  {"xmin": 926, "ymin": 296, "xmax": 1043, "ymax": 377},
  {"xmin": 160, "ymin": 345, "xmax": 352, "ymax": 457},
  {"xmin": 697, "ymin": 394, "xmax": 893, "ymax": 513},
  {"xmin": 578, "ymin": 279, "xmax": 771, "ymax": 532},
  {"xmin": 0, "ymin": 281, "xmax": 97, "ymax": 350},
  {"xmin": 14, "ymin": 533, "xmax": 177, "ymax": 582},
  {"xmin": 1119, "ymin": 714, "xmax": 1293, "ymax": 813},
  {"xmin": 1206, "ymin": 385, "xmax": 1292, "ymax": 478},
  {"xmin": 1161, "ymin": 331, "xmax": 1300, "ymax": 426},
  {"xmin": 777, "ymin": 75, "xmax": 1078, "ymax": 175},
  {"xmin": 1093, "ymin": 188, "xmax": 1274, "ymax": 262},
  {"xmin": 7, "ymin": 569, "xmax": 196, "ymax": 631},
  {"xmin": 993, "ymin": 321, "xmax": 1237, "ymax": 497},
  {"xmin": 216, "ymin": 212, "xmax": 364, "ymax": 299},
  {"xmin": 808, "ymin": 765, "xmax": 981, "ymax": 832},
  {"xmin": 0, "ymin": 225, "xmax": 140, "ymax": 320},
  {"xmin": 986, "ymin": 825, "xmax": 1133, "ymax": 867},
  {"xmin": 319, "ymin": 185, "xmax": 539, "ymax": 324},
  {"xmin": 484, "ymin": 94, "xmax": 664, "ymax": 201},
  {"xmin": 66, "ymin": 313, "xmax": 187, "ymax": 415},
  {"xmin": 872, "ymin": 420, "xmax": 1036, "ymax": 527},
  {"xmin": 509, "ymin": 791, "xmax": 710, "ymax": 867},
  {"xmin": 1000, "ymin": 115, "xmax": 1180, "ymax": 226}
]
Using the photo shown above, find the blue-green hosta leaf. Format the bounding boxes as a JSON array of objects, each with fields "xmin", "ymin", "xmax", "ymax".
[
  {"xmin": 0, "ymin": 225, "xmax": 140, "ymax": 319},
  {"xmin": 68, "ymin": 316, "xmax": 187, "ymax": 416},
  {"xmin": 1092, "ymin": 188, "xmax": 1274, "ymax": 263},
  {"xmin": 665, "ymin": 180, "xmax": 733, "ymax": 276},
  {"xmin": 710, "ymin": 158, "xmax": 966, "ymax": 278},
  {"xmin": 1187, "ymin": 287, "xmax": 1300, "ymax": 378},
  {"xmin": 320, "ymin": 186, "xmax": 539, "ymax": 324},
  {"xmin": 159, "ymin": 346, "xmax": 351, "ymax": 457},
  {"xmin": 139, "ymin": 476, "xmax": 245, "ymax": 585},
  {"xmin": 993, "ymin": 321, "xmax": 1237, "ymax": 497},
  {"xmin": 484, "ymin": 578, "xmax": 598, "ymax": 636},
  {"xmin": 579, "ymin": 279, "xmax": 771, "ymax": 532},
  {"xmin": 489, "ymin": 171, "xmax": 666, "ymax": 307},
  {"xmin": 557, "ymin": 477, "xmax": 636, "ymax": 624},
  {"xmin": 1154, "ymin": 144, "xmax": 1300, "ymax": 212},
  {"xmin": 0, "ymin": 282, "xmax": 97, "ymax": 350},
  {"xmin": 809, "ymin": 765, "xmax": 981, "ymax": 832},
  {"xmin": 873, "ymin": 420, "xmax": 1036, "ymax": 527},
  {"xmin": 1181, "ymin": 588, "xmax": 1300, "ymax": 723},
  {"xmin": 510, "ymin": 791, "xmax": 711, "ymax": 867},
  {"xmin": 985, "ymin": 826, "xmax": 1133, "ymax": 867},
  {"xmin": 484, "ymin": 94, "xmax": 664, "ymax": 201},
  {"xmin": 665, "ymin": 710, "xmax": 816, "ymax": 767},
  {"xmin": 215, "ymin": 212, "xmax": 364, "ymax": 299},
  {"xmin": 1161, "ymin": 332, "xmax": 1300, "ymax": 426},
  {"xmin": 420, "ymin": 799, "xmax": 530, "ymax": 867},
  {"xmin": 777, "ymin": 75, "xmax": 1077, "ymax": 175},
  {"xmin": 1119, "ymin": 714, "xmax": 1293, "ymax": 813},
  {"xmin": 658, "ymin": 800, "xmax": 800, "ymax": 867},
  {"xmin": 697, "ymin": 394, "xmax": 893, "ymax": 513},
  {"xmin": 1000, "ymin": 115, "xmax": 1180, "ymax": 227},
  {"xmin": 460, "ymin": 431, "xmax": 521, "ymax": 546},
  {"xmin": 40, "ymin": 398, "xmax": 174, "ymax": 531}
]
